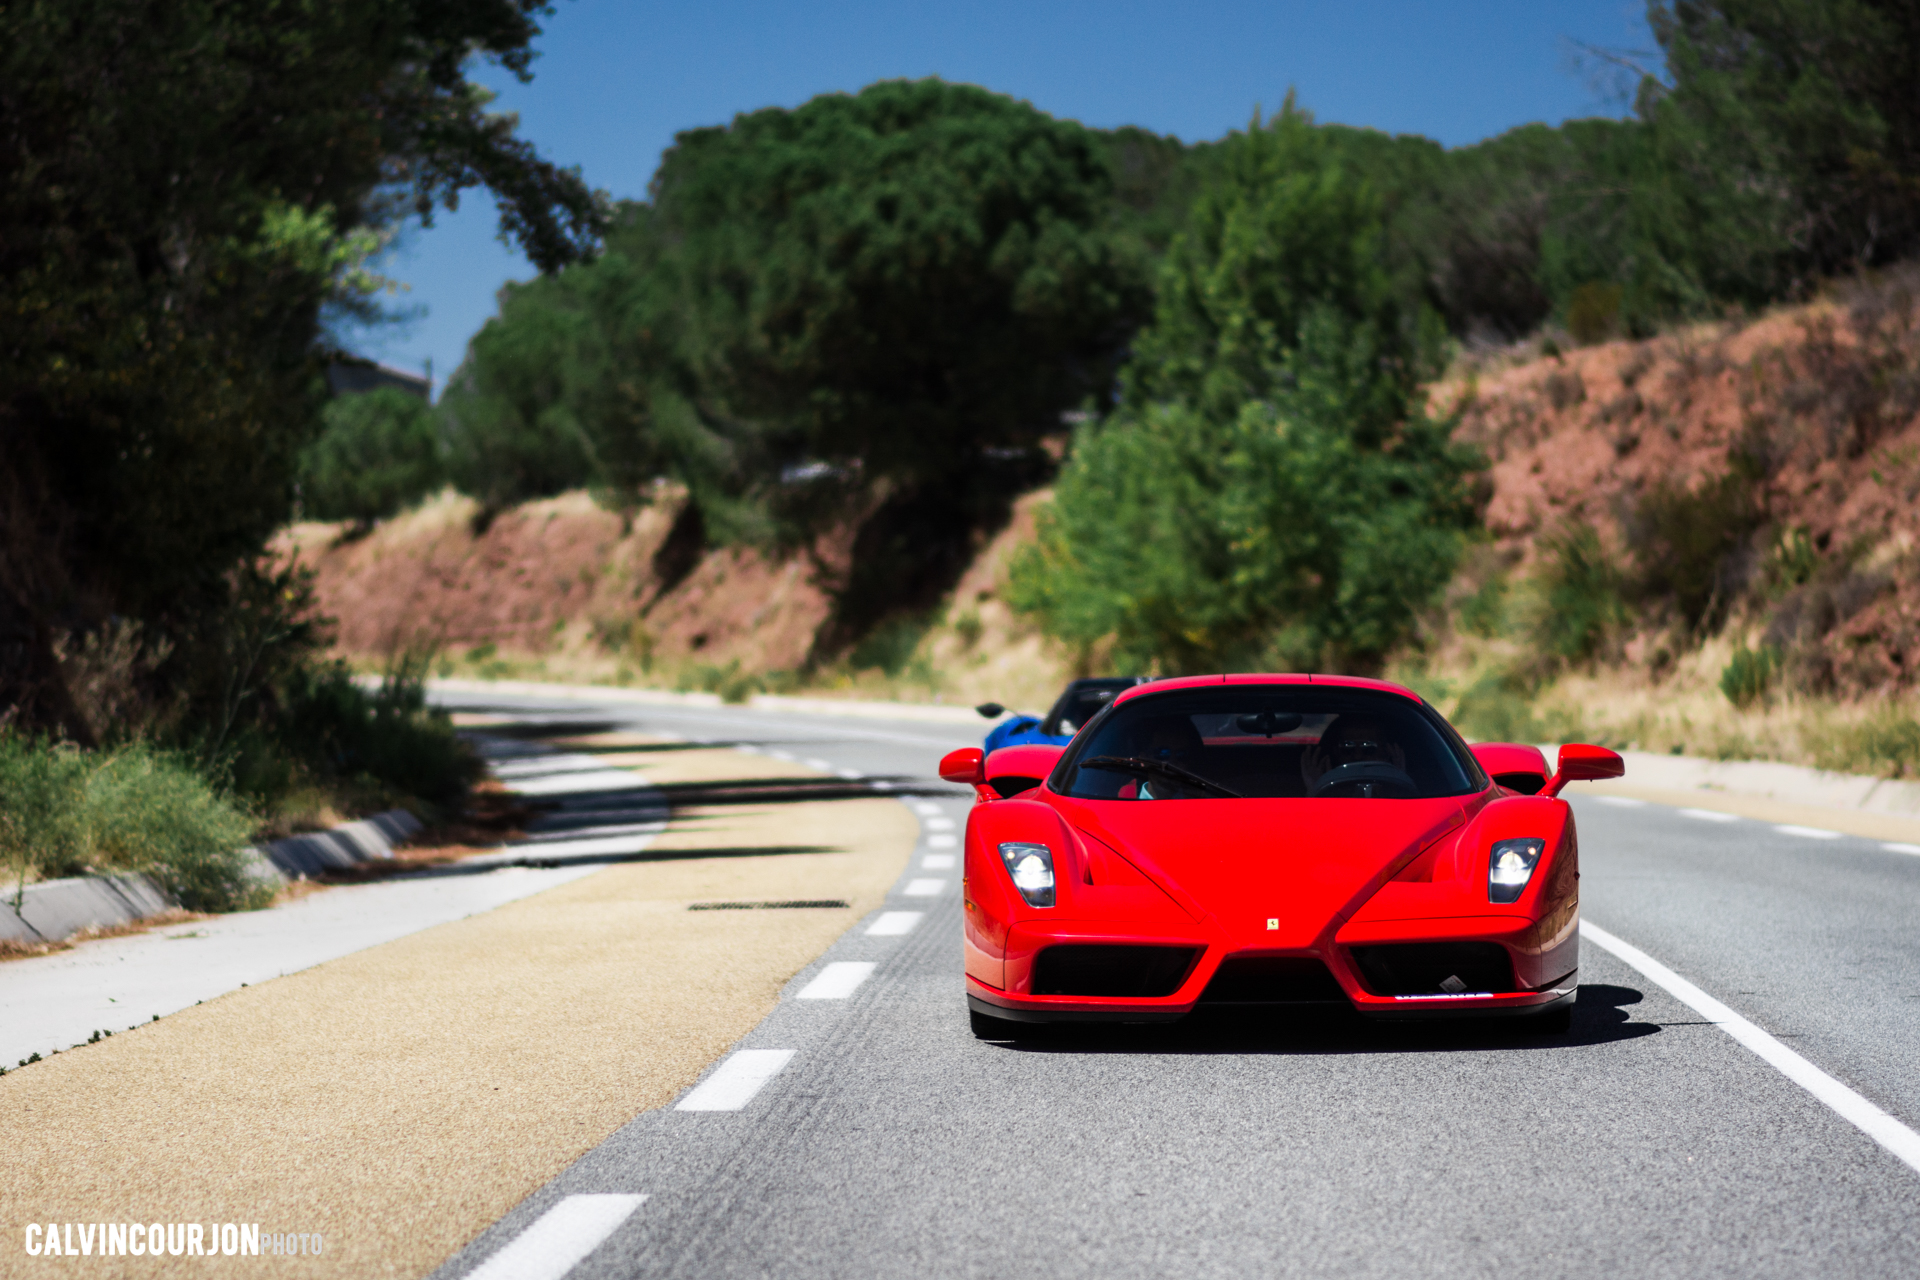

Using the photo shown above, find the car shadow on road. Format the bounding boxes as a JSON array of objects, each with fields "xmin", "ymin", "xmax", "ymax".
[{"xmin": 990, "ymin": 984, "xmax": 1656, "ymax": 1057}]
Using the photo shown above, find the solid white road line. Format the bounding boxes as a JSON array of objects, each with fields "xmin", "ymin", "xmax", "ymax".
[
  {"xmin": 926, "ymin": 835, "xmax": 958, "ymax": 849},
  {"xmin": 1597, "ymin": 796, "xmax": 1647, "ymax": 807},
  {"xmin": 903, "ymin": 878, "xmax": 946, "ymax": 897},
  {"xmin": 915, "ymin": 803, "xmax": 944, "ymax": 816},
  {"xmin": 922, "ymin": 854, "xmax": 956, "ymax": 870},
  {"xmin": 924, "ymin": 817, "xmax": 956, "ymax": 831},
  {"xmin": 1774, "ymin": 824, "xmax": 1842, "ymax": 840},
  {"xmin": 675, "ymin": 1049, "xmax": 795, "ymax": 1112},
  {"xmin": 867, "ymin": 911, "xmax": 923, "ymax": 936},
  {"xmin": 464, "ymin": 1194, "xmax": 646, "ymax": 1280},
  {"xmin": 1678, "ymin": 808, "xmax": 1741, "ymax": 823},
  {"xmin": 1583, "ymin": 922, "xmax": 1920, "ymax": 1177},
  {"xmin": 1885, "ymin": 842, "xmax": 1920, "ymax": 856},
  {"xmin": 797, "ymin": 961, "xmax": 876, "ymax": 1000}
]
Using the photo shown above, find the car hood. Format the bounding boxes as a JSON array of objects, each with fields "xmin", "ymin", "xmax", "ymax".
[{"xmin": 1059, "ymin": 796, "xmax": 1467, "ymax": 948}]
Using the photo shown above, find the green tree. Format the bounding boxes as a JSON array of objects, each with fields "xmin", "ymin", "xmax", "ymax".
[
  {"xmin": 639, "ymin": 78, "xmax": 1151, "ymax": 545},
  {"xmin": 0, "ymin": 0, "xmax": 604, "ymax": 738},
  {"xmin": 1009, "ymin": 104, "xmax": 1483, "ymax": 675},
  {"xmin": 299, "ymin": 388, "xmax": 444, "ymax": 525}
]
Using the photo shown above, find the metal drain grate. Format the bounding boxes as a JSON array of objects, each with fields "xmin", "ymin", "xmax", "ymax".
[{"xmin": 687, "ymin": 899, "xmax": 852, "ymax": 911}]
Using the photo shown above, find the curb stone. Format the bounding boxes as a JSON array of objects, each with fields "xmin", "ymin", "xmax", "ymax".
[{"xmin": 0, "ymin": 808, "xmax": 423, "ymax": 945}]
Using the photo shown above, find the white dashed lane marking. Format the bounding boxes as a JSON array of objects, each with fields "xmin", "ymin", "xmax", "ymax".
[
  {"xmin": 926, "ymin": 834, "xmax": 958, "ymax": 849},
  {"xmin": 922, "ymin": 854, "xmax": 956, "ymax": 870},
  {"xmin": 676, "ymin": 1050, "xmax": 795, "ymax": 1112},
  {"xmin": 866, "ymin": 912, "xmax": 922, "ymax": 936},
  {"xmin": 1679, "ymin": 808, "xmax": 1742, "ymax": 823},
  {"xmin": 464, "ymin": 1194, "xmax": 646, "ymax": 1280},
  {"xmin": 1597, "ymin": 796, "xmax": 1646, "ymax": 807},
  {"xmin": 797, "ymin": 962, "xmax": 876, "ymax": 1000},
  {"xmin": 923, "ymin": 817, "xmax": 956, "ymax": 831},
  {"xmin": 903, "ymin": 878, "xmax": 946, "ymax": 897},
  {"xmin": 837, "ymin": 768, "xmax": 865, "ymax": 779},
  {"xmin": 914, "ymin": 803, "xmax": 944, "ymax": 817},
  {"xmin": 1774, "ymin": 824, "xmax": 1842, "ymax": 840},
  {"xmin": 803, "ymin": 758, "xmax": 832, "ymax": 771},
  {"xmin": 1886, "ymin": 843, "xmax": 1920, "ymax": 856}
]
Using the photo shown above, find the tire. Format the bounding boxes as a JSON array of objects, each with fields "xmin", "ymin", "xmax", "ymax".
[{"xmin": 970, "ymin": 1007, "xmax": 1023, "ymax": 1040}]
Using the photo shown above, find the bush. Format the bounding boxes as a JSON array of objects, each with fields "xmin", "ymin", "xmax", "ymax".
[
  {"xmin": 1809, "ymin": 708, "xmax": 1920, "ymax": 779},
  {"xmin": 1629, "ymin": 469, "xmax": 1765, "ymax": 633},
  {"xmin": 1527, "ymin": 522, "xmax": 1630, "ymax": 666},
  {"xmin": 269, "ymin": 658, "xmax": 479, "ymax": 806},
  {"xmin": 0, "ymin": 736, "xmax": 265, "ymax": 914},
  {"xmin": 1719, "ymin": 644, "xmax": 1779, "ymax": 708},
  {"xmin": 298, "ymin": 388, "xmax": 444, "ymax": 524}
]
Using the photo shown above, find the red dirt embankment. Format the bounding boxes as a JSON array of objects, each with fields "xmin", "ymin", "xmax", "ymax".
[
  {"xmin": 276, "ymin": 491, "xmax": 837, "ymax": 674},
  {"xmin": 284, "ymin": 281, "xmax": 1918, "ymax": 700},
  {"xmin": 1439, "ymin": 279, "xmax": 1920, "ymax": 695}
]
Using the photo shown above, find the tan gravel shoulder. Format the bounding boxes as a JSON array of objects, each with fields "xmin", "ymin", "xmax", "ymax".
[{"xmin": 0, "ymin": 740, "xmax": 916, "ymax": 1278}]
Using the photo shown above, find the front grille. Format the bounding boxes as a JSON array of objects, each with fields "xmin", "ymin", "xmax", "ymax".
[
  {"xmin": 1030, "ymin": 945, "xmax": 1199, "ymax": 997},
  {"xmin": 1198, "ymin": 955, "xmax": 1348, "ymax": 1004},
  {"xmin": 1349, "ymin": 942, "xmax": 1515, "ymax": 996}
]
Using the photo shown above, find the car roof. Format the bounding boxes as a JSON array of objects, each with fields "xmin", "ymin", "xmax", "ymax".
[{"xmin": 1110, "ymin": 674, "xmax": 1425, "ymax": 707}]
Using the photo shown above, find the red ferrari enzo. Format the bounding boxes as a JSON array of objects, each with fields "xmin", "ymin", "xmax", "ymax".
[{"xmin": 941, "ymin": 675, "xmax": 1623, "ymax": 1037}]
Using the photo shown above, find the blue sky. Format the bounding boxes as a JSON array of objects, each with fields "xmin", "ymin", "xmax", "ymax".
[{"xmin": 344, "ymin": 0, "xmax": 1657, "ymax": 394}]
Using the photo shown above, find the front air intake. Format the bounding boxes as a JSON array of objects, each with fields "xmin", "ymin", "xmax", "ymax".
[
  {"xmin": 1349, "ymin": 942, "xmax": 1516, "ymax": 996},
  {"xmin": 1030, "ymin": 945, "xmax": 1199, "ymax": 997},
  {"xmin": 1198, "ymin": 955, "xmax": 1348, "ymax": 1004}
]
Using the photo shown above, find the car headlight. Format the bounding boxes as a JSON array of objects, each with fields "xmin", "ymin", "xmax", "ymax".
[
  {"xmin": 998, "ymin": 842, "xmax": 1055, "ymax": 908},
  {"xmin": 1488, "ymin": 838, "xmax": 1545, "ymax": 904}
]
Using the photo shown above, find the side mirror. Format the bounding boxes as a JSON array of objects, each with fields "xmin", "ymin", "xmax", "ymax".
[
  {"xmin": 939, "ymin": 747, "xmax": 986, "ymax": 786},
  {"xmin": 975, "ymin": 702, "xmax": 1006, "ymax": 719},
  {"xmin": 1471, "ymin": 743, "xmax": 1550, "ymax": 795},
  {"xmin": 1542, "ymin": 743, "xmax": 1625, "ymax": 797}
]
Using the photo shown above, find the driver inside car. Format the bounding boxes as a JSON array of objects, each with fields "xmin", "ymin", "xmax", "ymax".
[
  {"xmin": 1119, "ymin": 715, "xmax": 1204, "ymax": 800},
  {"xmin": 1300, "ymin": 714, "xmax": 1408, "ymax": 791}
]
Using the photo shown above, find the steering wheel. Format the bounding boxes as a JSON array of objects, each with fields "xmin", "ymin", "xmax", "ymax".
[{"xmin": 1310, "ymin": 760, "xmax": 1417, "ymax": 797}]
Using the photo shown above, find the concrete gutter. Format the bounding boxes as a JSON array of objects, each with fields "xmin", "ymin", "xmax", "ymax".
[{"xmin": 0, "ymin": 808, "xmax": 423, "ymax": 946}]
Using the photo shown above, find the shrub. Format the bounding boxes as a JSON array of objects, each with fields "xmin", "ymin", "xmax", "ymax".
[
  {"xmin": 83, "ymin": 747, "xmax": 267, "ymax": 911},
  {"xmin": 1629, "ymin": 469, "xmax": 1765, "ymax": 633},
  {"xmin": 1451, "ymin": 672, "xmax": 1546, "ymax": 744},
  {"xmin": 1809, "ymin": 708, "xmax": 1920, "ymax": 779},
  {"xmin": 270, "ymin": 658, "xmax": 479, "ymax": 806},
  {"xmin": 1719, "ymin": 644, "xmax": 1778, "ymax": 708},
  {"xmin": 0, "ymin": 737, "xmax": 265, "ymax": 914},
  {"xmin": 299, "ymin": 388, "xmax": 444, "ymax": 525},
  {"xmin": 1527, "ymin": 522, "xmax": 1630, "ymax": 666}
]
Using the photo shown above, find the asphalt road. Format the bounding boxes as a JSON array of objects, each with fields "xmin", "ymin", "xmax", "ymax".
[{"xmin": 428, "ymin": 688, "xmax": 1920, "ymax": 1280}]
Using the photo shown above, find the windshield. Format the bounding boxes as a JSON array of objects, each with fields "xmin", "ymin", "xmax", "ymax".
[
  {"xmin": 1055, "ymin": 687, "xmax": 1481, "ymax": 801},
  {"xmin": 1042, "ymin": 679, "xmax": 1141, "ymax": 736}
]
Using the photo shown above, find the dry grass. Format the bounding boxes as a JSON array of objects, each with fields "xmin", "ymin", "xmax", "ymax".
[{"xmin": 0, "ymin": 909, "xmax": 208, "ymax": 963}]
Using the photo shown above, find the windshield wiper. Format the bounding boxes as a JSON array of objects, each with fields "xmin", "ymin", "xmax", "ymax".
[{"xmin": 1080, "ymin": 755, "xmax": 1243, "ymax": 799}]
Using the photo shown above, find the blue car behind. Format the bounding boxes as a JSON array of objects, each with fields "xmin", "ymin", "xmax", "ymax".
[{"xmin": 979, "ymin": 677, "xmax": 1149, "ymax": 754}]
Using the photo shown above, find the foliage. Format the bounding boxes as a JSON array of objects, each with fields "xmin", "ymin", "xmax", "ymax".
[
  {"xmin": 259, "ymin": 657, "xmax": 479, "ymax": 808},
  {"xmin": 1720, "ymin": 643, "xmax": 1779, "ymax": 708},
  {"xmin": 0, "ymin": 0, "xmax": 603, "ymax": 738},
  {"xmin": 0, "ymin": 736, "xmax": 263, "ymax": 914},
  {"xmin": 1627, "ymin": 467, "xmax": 1766, "ymax": 632},
  {"xmin": 1808, "ymin": 706, "xmax": 1920, "ymax": 779},
  {"xmin": 1526, "ymin": 523, "xmax": 1631, "ymax": 667},
  {"xmin": 299, "ymin": 389, "xmax": 444, "ymax": 524},
  {"xmin": 1009, "ymin": 106, "xmax": 1485, "ymax": 675},
  {"xmin": 1649, "ymin": 0, "xmax": 1920, "ymax": 289},
  {"xmin": 438, "ymin": 80, "xmax": 1155, "ymax": 549}
]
